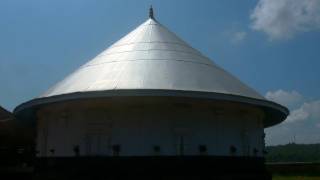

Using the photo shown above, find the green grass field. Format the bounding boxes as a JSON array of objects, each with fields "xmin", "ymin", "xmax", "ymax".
[
  {"xmin": 273, "ymin": 175, "xmax": 320, "ymax": 180},
  {"xmin": 267, "ymin": 162, "xmax": 320, "ymax": 180}
]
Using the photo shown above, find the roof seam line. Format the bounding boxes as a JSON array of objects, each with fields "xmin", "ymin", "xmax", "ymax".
[
  {"xmin": 98, "ymin": 49, "xmax": 203, "ymax": 58},
  {"xmin": 81, "ymin": 59, "xmax": 214, "ymax": 68},
  {"xmin": 110, "ymin": 41, "xmax": 194, "ymax": 49}
]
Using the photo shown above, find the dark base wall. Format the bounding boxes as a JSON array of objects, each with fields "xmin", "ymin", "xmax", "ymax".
[{"xmin": 35, "ymin": 156, "xmax": 271, "ymax": 180}]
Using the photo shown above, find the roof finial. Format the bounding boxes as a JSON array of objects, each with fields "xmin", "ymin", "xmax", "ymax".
[{"xmin": 149, "ymin": 5, "xmax": 154, "ymax": 19}]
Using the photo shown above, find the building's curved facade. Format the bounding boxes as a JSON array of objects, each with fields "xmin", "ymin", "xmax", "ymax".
[{"xmin": 35, "ymin": 97, "xmax": 266, "ymax": 157}]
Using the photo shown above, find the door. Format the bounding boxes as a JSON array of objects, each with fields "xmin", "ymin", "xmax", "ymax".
[
  {"xmin": 85, "ymin": 112, "xmax": 112, "ymax": 156},
  {"xmin": 241, "ymin": 130, "xmax": 250, "ymax": 156},
  {"xmin": 177, "ymin": 135, "xmax": 185, "ymax": 156},
  {"xmin": 173, "ymin": 127, "xmax": 190, "ymax": 156},
  {"xmin": 86, "ymin": 133, "xmax": 110, "ymax": 156}
]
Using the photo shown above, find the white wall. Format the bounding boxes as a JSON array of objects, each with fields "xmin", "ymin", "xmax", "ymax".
[{"xmin": 36, "ymin": 99, "xmax": 264, "ymax": 157}]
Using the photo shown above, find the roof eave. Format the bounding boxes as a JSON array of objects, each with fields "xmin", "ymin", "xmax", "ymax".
[{"xmin": 14, "ymin": 89, "xmax": 289, "ymax": 127}]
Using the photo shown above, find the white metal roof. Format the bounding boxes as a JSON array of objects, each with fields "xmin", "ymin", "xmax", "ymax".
[
  {"xmin": 41, "ymin": 18, "xmax": 264, "ymax": 100},
  {"xmin": 14, "ymin": 10, "xmax": 288, "ymax": 127}
]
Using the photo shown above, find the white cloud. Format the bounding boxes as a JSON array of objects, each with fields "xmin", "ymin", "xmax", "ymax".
[
  {"xmin": 231, "ymin": 31, "xmax": 247, "ymax": 43},
  {"xmin": 265, "ymin": 89, "xmax": 303, "ymax": 107},
  {"xmin": 286, "ymin": 104, "xmax": 310, "ymax": 122},
  {"xmin": 265, "ymin": 90, "xmax": 320, "ymax": 145},
  {"xmin": 266, "ymin": 90, "xmax": 320, "ymax": 123},
  {"xmin": 286, "ymin": 100, "xmax": 320, "ymax": 123},
  {"xmin": 250, "ymin": 0, "xmax": 320, "ymax": 40}
]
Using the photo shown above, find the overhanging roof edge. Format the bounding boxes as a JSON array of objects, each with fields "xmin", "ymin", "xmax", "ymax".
[{"xmin": 14, "ymin": 89, "xmax": 289, "ymax": 127}]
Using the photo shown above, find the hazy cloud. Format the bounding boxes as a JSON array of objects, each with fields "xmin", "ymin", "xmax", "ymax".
[
  {"xmin": 250, "ymin": 0, "xmax": 320, "ymax": 40},
  {"xmin": 286, "ymin": 105, "xmax": 310, "ymax": 123},
  {"xmin": 231, "ymin": 31, "xmax": 247, "ymax": 43},
  {"xmin": 286, "ymin": 101, "xmax": 320, "ymax": 122},
  {"xmin": 266, "ymin": 90, "xmax": 320, "ymax": 123},
  {"xmin": 265, "ymin": 89, "xmax": 320, "ymax": 145},
  {"xmin": 265, "ymin": 89, "xmax": 303, "ymax": 108}
]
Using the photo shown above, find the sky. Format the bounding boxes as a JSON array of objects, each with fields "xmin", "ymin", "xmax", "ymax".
[{"xmin": 0, "ymin": 0, "xmax": 319, "ymax": 145}]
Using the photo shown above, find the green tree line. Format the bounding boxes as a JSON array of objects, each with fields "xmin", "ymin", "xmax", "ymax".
[{"xmin": 266, "ymin": 143, "xmax": 320, "ymax": 163}]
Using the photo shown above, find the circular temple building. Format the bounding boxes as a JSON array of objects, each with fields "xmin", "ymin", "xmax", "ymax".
[{"xmin": 14, "ymin": 7, "xmax": 288, "ymax": 179}]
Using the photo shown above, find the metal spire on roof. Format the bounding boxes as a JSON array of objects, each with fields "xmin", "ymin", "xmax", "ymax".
[{"xmin": 149, "ymin": 5, "xmax": 154, "ymax": 19}]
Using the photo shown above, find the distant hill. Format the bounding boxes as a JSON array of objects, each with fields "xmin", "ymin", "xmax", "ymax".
[{"xmin": 266, "ymin": 143, "xmax": 320, "ymax": 163}]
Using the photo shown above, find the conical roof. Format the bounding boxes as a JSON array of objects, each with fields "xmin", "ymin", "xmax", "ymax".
[
  {"xmin": 14, "ymin": 9, "xmax": 288, "ymax": 127},
  {"xmin": 42, "ymin": 18, "xmax": 263, "ymax": 99}
]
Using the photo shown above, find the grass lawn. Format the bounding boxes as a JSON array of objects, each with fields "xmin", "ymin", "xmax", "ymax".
[{"xmin": 273, "ymin": 175, "xmax": 320, "ymax": 180}]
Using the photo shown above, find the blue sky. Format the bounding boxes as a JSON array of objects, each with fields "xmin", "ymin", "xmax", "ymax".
[{"xmin": 0, "ymin": 0, "xmax": 319, "ymax": 145}]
